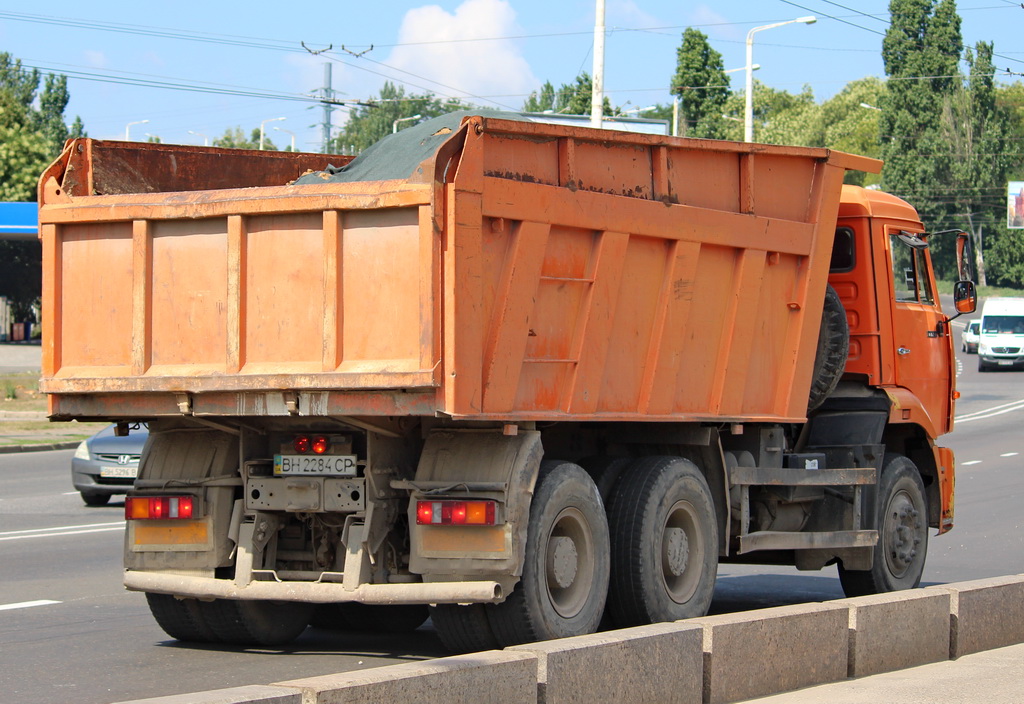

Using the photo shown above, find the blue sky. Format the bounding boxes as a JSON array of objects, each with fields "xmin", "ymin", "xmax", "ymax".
[{"xmin": 1, "ymin": 1, "xmax": 1020, "ymax": 151}]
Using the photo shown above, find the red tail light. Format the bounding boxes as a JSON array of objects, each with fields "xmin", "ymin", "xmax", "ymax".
[
  {"xmin": 125, "ymin": 496, "xmax": 195, "ymax": 520},
  {"xmin": 293, "ymin": 435, "xmax": 311, "ymax": 453},
  {"xmin": 416, "ymin": 500, "xmax": 497, "ymax": 526},
  {"xmin": 312, "ymin": 435, "xmax": 330, "ymax": 454}
]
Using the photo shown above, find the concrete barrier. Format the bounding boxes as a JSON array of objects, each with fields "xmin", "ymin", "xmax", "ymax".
[
  {"xmin": 928, "ymin": 574, "xmax": 1024, "ymax": 658},
  {"xmin": 273, "ymin": 650, "xmax": 537, "ymax": 704},
  {"xmin": 115, "ymin": 685, "xmax": 301, "ymax": 704},
  {"xmin": 508, "ymin": 622, "xmax": 703, "ymax": 704},
  {"xmin": 107, "ymin": 575, "xmax": 1024, "ymax": 704},
  {"xmin": 846, "ymin": 590, "xmax": 950, "ymax": 677},
  {"xmin": 694, "ymin": 602, "xmax": 849, "ymax": 704}
]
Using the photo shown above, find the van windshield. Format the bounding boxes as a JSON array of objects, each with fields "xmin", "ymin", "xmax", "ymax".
[{"xmin": 981, "ymin": 315, "xmax": 1024, "ymax": 334}]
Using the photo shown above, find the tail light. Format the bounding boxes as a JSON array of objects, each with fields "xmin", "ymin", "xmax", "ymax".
[
  {"xmin": 125, "ymin": 496, "xmax": 195, "ymax": 520},
  {"xmin": 416, "ymin": 500, "xmax": 497, "ymax": 526}
]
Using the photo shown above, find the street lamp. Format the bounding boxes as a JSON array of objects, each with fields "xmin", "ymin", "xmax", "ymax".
[
  {"xmin": 274, "ymin": 126, "xmax": 296, "ymax": 151},
  {"xmin": 744, "ymin": 16, "xmax": 816, "ymax": 142},
  {"xmin": 188, "ymin": 130, "xmax": 209, "ymax": 146},
  {"xmin": 392, "ymin": 114, "xmax": 422, "ymax": 134},
  {"xmin": 124, "ymin": 119, "xmax": 149, "ymax": 141},
  {"xmin": 259, "ymin": 117, "xmax": 286, "ymax": 150},
  {"xmin": 673, "ymin": 66, "xmax": 756, "ymax": 137}
]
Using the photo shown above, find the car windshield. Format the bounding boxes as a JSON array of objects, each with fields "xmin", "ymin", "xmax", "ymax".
[
  {"xmin": 982, "ymin": 315, "xmax": 1024, "ymax": 334},
  {"xmin": 969, "ymin": 322, "xmax": 980, "ymax": 334}
]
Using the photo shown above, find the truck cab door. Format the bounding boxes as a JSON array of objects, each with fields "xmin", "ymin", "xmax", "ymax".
[{"xmin": 885, "ymin": 230, "xmax": 952, "ymax": 435}]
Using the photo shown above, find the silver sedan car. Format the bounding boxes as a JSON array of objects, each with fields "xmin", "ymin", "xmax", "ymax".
[{"xmin": 71, "ymin": 424, "xmax": 149, "ymax": 506}]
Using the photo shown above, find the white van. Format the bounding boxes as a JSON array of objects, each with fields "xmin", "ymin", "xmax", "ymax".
[{"xmin": 977, "ymin": 298, "xmax": 1024, "ymax": 371}]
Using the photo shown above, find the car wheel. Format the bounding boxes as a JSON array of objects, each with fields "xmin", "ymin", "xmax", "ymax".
[{"xmin": 81, "ymin": 492, "xmax": 111, "ymax": 506}]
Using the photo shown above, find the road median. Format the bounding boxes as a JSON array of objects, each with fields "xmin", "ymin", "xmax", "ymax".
[{"xmin": 112, "ymin": 574, "xmax": 1024, "ymax": 704}]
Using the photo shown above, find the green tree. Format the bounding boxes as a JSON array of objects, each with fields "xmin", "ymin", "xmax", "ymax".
[
  {"xmin": 942, "ymin": 42, "xmax": 1018, "ymax": 287},
  {"xmin": 820, "ymin": 77, "xmax": 886, "ymax": 186},
  {"xmin": 721, "ymin": 81, "xmax": 817, "ymax": 144},
  {"xmin": 879, "ymin": 0, "xmax": 963, "ymax": 276},
  {"xmin": 213, "ymin": 127, "xmax": 277, "ymax": 150},
  {"xmin": 0, "ymin": 53, "xmax": 83, "ymax": 322},
  {"xmin": 522, "ymin": 73, "xmax": 612, "ymax": 117},
  {"xmin": 670, "ymin": 28, "xmax": 730, "ymax": 138},
  {"xmin": 335, "ymin": 82, "xmax": 468, "ymax": 153}
]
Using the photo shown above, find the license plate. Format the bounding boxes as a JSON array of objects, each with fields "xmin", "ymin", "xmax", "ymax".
[
  {"xmin": 99, "ymin": 465, "xmax": 138, "ymax": 478},
  {"xmin": 274, "ymin": 454, "xmax": 358, "ymax": 476},
  {"xmin": 999, "ymin": 360, "xmax": 1015, "ymax": 366}
]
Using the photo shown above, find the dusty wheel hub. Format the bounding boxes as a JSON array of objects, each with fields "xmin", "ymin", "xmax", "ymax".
[
  {"xmin": 887, "ymin": 495, "xmax": 922, "ymax": 576},
  {"xmin": 548, "ymin": 535, "xmax": 579, "ymax": 589},
  {"xmin": 664, "ymin": 526, "xmax": 690, "ymax": 577}
]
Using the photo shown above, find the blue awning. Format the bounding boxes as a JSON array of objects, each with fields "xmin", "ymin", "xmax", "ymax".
[{"xmin": 0, "ymin": 202, "xmax": 38, "ymax": 239}]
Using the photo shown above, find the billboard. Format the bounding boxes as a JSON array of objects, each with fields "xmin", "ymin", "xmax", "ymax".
[{"xmin": 1009, "ymin": 181, "xmax": 1024, "ymax": 229}]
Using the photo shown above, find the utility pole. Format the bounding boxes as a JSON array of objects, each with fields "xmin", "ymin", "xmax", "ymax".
[{"xmin": 317, "ymin": 63, "xmax": 335, "ymax": 153}]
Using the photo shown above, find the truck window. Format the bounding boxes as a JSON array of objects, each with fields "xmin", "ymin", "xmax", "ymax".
[
  {"xmin": 889, "ymin": 233, "xmax": 934, "ymax": 304},
  {"xmin": 830, "ymin": 227, "xmax": 855, "ymax": 272}
]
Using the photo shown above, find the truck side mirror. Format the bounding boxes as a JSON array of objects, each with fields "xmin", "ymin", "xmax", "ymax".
[
  {"xmin": 956, "ymin": 232, "xmax": 974, "ymax": 282},
  {"xmin": 953, "ymin": 280, "xmax": 977, "ymax": 314}
]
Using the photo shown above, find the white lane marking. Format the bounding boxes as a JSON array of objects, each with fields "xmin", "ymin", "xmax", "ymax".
[
  {"xmin": 961, "ymin": 460, "xmax": 983, "ymax": 466},
  {"xmin": 1001, "ymin": 452, "xmax": 1019, "ymax": 457},
  {"xmin": 62, "ymin": 491, "xmax": 79, "ymax": 496},
  {"xmin": 0, "ymin": 522, "xmax": 124, "ymax": 542},
  {"xmin": 0, "ymin": 600, "xmax": 61, "ymax": 611},
  {"xmin": 956, "ymin": 398, "xmax": 1024, "ymax": 424}
]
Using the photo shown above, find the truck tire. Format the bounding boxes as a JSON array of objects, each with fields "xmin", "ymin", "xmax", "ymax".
[
  {"xmin": 197, "ymin": 599, "xmax": 313, "ymax": 646},
  {"xmin": 429, "ymin": 604, "xmax": 501, "ymax": 653},
  {"xmin": 310, "ymin": 603, "xmax": 428, "ymax": 633},
  {"xmin": 486, "ymin": 460, "xmax": 610, "ymax": 646},
  {"xmin": 808, "ymin": 284, "xmax": 849, "ymax": 411},
  {"xmin": 607, "ymin": 456, "xmax": 718, "ymax": 627},
  {"xmin": 578, "ymin": 455, "xmax": 631, "ymax": 506},
  {"xmin": 838, "ymin": 454, "xmax": 928, "ymax": 597},
  {"xmin": 145, "ymin": 593, "xmax": 220, "ymax": 643}
]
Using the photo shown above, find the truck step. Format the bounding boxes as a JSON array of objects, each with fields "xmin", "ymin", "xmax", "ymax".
[
  {"xmin": 729, "ymin": 467, "xmax": 876, "ymax": 487},
  {"xmin": 737, "ymin": 529, "xmax": 877, "ymax": 554}
]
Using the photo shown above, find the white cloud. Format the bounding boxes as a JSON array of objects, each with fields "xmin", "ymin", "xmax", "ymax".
[
  {"xmin": 383, "ymin": 0, "xmax": 538, "ymax": 109},
  {"xmin": 83, "ymin": 50, "xmax": 107, "ymax": 68},
  {"xmin": 689, "ymin": 5, "xmax": 742, "ymax": 42}
]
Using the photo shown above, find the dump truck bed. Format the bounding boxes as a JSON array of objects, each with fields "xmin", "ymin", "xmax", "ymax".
[{"xmin": 39, "ymin": 114, "xmax": 877, "ymax": 423}]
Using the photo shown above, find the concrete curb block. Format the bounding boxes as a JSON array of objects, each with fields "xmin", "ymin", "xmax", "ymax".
[
  {"xmin": 694, "ymin": 602, "xmax": 849, "ymax": 704},
  {"xmin": 846, "ymin": 589, "xmax": 950, "ymax": 677},
  {"xmin": 0, "ymin": 440, "xmax": 79, "ymax": 454},
  {"xmin": 273, "ymin": 650, "xmax": 537, "ymax": 704},
  {"xmin": 106, "ymin": 575, "xmax": 1024, "ymax": 704},
  {"xmin": 926, "ymin": 574, "xmax": 1024, "ymax": 658},
  {"xmin": 508, "ymin": 621, "xmax": 703, "ymax": 704},
  {"xmin": 113, "ymin": 684, "xmax": 302, "ymax": 704}
]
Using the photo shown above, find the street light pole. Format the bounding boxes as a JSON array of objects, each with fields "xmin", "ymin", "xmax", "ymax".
[
  {"xmin": 274, "ymin": 126, "xmax": 297, "ymax": 151},
  {"xmin": 125, "ymin": 119, "xmax": 149, "ymax": 141},
  {"xmin": 260, "ymin": 117, "xmax": 286, "ymax": 150},
  {"xmin": 392, "ymin": 114, "xmax": 422, "ymax": 134},
  {"xmin": 744, "ymin": 16, "xmax": 815, "ymax": 142},
  {"xmin": 590, "ymin": 0, "xmax": 606, "ymax": 129}
]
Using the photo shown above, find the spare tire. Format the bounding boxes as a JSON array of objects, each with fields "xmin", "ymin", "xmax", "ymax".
[{"xmin": 808, "ymin": 284, "xmax": 849, "ymax": 411}]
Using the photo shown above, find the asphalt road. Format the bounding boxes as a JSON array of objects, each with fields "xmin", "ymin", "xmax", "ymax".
[{"xmin": 3, "ymin": 319, "xmax": 1023, "ymax": 703}]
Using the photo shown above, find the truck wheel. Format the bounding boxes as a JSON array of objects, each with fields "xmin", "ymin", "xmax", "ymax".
[
  {"xmin": 486, "ymin": 460, "xmax": 610, "ymax": 646},
  {"xmin": 429, "ymin": 604, "xmax": 500, "ymax": 653},
  {"xmin": 578, "ymin": 455, "xmax": 631, "ymax": 507},
  {"xmin": 310, "ymin": 603, "xmax": 428, "ymax": 633},
  {"xmin": 145, "ymin": 593, "xmax": 220, "ymax": 643},
  {"xmin": 839, "ymin": 454, "xmax": 928, "ymax": 597},
  {"xmin": 808, "ymin": 284, "xmax": 849, "ymax": 411},
  {"xmin": 197, "ymin": 599, "xmax": 313, "ymax": 646},
  {"xmin": 607, "ymin": 456, "xmax": 718, "ymax": 627}
]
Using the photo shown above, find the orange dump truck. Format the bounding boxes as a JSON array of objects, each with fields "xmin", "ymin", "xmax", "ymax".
[{"xmin": 38, "ymin": 113, "xmax": 976, "ymax": 650}]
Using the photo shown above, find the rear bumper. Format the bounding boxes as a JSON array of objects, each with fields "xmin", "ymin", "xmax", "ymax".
[{"xmin": 124, "ymin": 569, "xmax": 505, "ymax": 605}]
